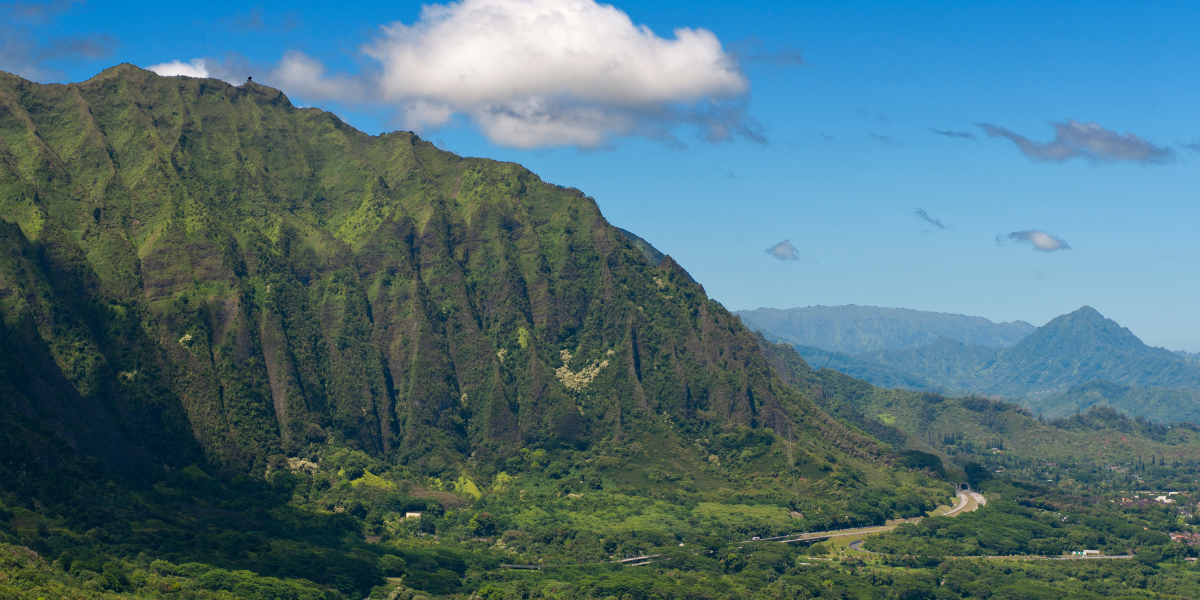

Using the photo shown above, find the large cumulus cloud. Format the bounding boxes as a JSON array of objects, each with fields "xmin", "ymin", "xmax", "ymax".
[{"xmin": 152, "ymin": 0, "xmax": 758, "ymax": 149}]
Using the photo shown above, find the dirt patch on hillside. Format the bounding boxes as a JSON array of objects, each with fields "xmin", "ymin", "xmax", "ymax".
[{"xmin": 410, "ymin": 488, "xmax": 470, "ymax": 508}]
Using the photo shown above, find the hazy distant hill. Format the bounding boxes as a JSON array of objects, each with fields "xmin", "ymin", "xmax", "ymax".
[
  {"xmin": 753, "ymin": 305, "xmax": 1200, "ymax": 423},
  {"xmin": 789, "ymin": 345, "xmax": 940, "ymax": 391},
  {"xmin": 864, "ymin": 306, "xmax": 1200, "ymax": 400},
  {"xmin": 736, "ymin": 305, "xmax": 1034, "ymax": 354},
  {"xmin": 1040, "ymin": 381, "xmax": 1200, "ymax": 424}
]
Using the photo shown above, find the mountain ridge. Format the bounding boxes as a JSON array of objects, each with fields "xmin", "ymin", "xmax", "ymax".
[
  {"xmin": 0, "ymin": 64, "xmax": 884, "ymax": 477},
  {"xmin": 736, "ymin": 304, "xmax": 1034, "ymax": 354},
  {"xmin": 751, "ymin": 304, "xmax": 1200, "ymax": 423}
]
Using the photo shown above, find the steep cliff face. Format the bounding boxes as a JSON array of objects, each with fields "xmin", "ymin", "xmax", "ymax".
[{"xmin": 0, "ymin": 65, "xmax": 881, "ymax": 474}]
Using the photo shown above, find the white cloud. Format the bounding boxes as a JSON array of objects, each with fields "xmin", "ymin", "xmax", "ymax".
[
  {"xmin": 1002, "ymin": 230, "xmax": 1071, "ymax": 252},
  {"xmin": 979, "ymin": 120, "xmax": 1174, "ymax": 164},
  {"xmin": 265, "ymin": 0, "xmax": 755, "ymax": 148},
  {"xmin": 147, "ymin": 59, "xmax": 212, "ymax": 78},
  {"xmin": 766, "ymin": 240, "xmax": 798, "ymax": 261},
  {"xmin": 273, "ymin": 51, "xmax": 370, "ymax": 101}
]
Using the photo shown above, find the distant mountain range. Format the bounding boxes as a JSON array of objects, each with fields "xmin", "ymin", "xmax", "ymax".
[
  {"xmin": 860, "ymin": 307, "xmax": 1200, "ymax": 399},
  {"xmin": 735, "ymin": 305, "xmax": 1035, "ymax": 354},
  {"xmin": 743, "ymin": 305, "xmax": 1200, "ymax": 424}
]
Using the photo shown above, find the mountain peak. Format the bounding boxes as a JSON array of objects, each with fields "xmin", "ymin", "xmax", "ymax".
[
  {"xmin": 1067, "ymin": 305, "xmax": 1103, "ymax": 319},
  {"xmin": 970, "ymin": 305, "xmax": 1200, "ymax": 397},
  {"xmin": 1022, "ymin": 306, "xmax": 1142, "ymax": 354}
]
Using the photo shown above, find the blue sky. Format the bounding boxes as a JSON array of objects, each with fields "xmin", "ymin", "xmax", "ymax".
[{"xmin": 4, "ymin": 0, "xmax": 1199, "ymax": 351}]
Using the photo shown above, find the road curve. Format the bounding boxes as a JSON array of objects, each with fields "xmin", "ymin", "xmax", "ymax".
[
  {"xmin": 942, "ymin": 490, "xmax": 980, "ymax": 517},
  {"xmin": 744, "ymin": 490, "xmax": 984, "ymax": 545}
]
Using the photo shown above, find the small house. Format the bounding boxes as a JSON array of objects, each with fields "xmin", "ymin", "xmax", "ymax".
[{"xmin": 405, "ymin": 512, "xmax": 422, "ymax": 519}]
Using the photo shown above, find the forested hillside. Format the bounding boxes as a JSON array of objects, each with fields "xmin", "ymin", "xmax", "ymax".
[
  {"xmin": 0, "ymin": 64, "xmax": 890, "ymax": 478},
  {"xmin": 1040, "ymin": 381, "xmax": 1200, "ymax": 424},
  {"xmin": 0, "ymin": 65, "xmax": 980, "ymax": 600},
  {"xmin": 755, "ymin": 335, "xmax": 1200, "ymax": 491}
]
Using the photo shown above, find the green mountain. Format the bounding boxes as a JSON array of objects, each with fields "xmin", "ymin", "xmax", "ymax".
[
  {"xmin": 0, "ymin": 65, "xmax": 972, "ymax": 599},
  {"xmin": 0, "ymin": 64, "xmax": 900, "ymax": 477},
  {"xmin": 6, "ymin": 65, "xmax": 1200, "ymax": 600},
  {"xmin": 736, "ymin": 305, "xmax": 1034, "ymax": 354}
]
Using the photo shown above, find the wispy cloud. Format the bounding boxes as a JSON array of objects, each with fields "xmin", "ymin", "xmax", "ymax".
[
  {"xmin": 3, "ymin": 0, "xmax": 74, "ymax": 22},
  {"xmin": 0, "ymin": 1, "xmax": 117, "ymax": 81},
  {"xmin": 870, "ymin": 133, "xmax": 903, "ymax": 147},
  {"xmin": 727, "ymin": 36, "xmax": 804, "ymax": 67},
  {"xmin": 194, "ymin": 7, "xmax": 302, "ymax": 33},
  {"xmin": 225, "ymin": 7, "xmax": 298, "ymax": 32},
  {"xmin": 1179, "ymin": 141, "xmax": 1200, "ymax": 153},
  {"xmin": 979, "ymin": 119, "xmax": 1174, "ymax": 164},
  {"xmin": 999, "ymin": 230, "xmax": 1071, "ymax": 252},
  {"xmin": 766, "ymin": 240, "xmax": 799, "ymax": 261},
  {"xmin": 928, "ymin": 128, "xmax": 975, "ymax": 140},
  {"xmin": 857, "ymin": 108, "xmax": 890, "ymax": 123},
  {"xmin": 914, "ymin": 208, "xmax": 946, "ymax": 229},
  {"xmin": 153, "ymin": 0, "xmax": 761, "ymax": 150}
]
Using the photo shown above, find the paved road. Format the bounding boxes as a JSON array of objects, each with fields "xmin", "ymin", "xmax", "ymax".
[
  {"xmin": 842, "ymin": 542, "xmax": 1135, "ymax": 561},
  {"xmin": 1033, "ymin": 554, "xmax": 1133, "ymax": 560},
  {"xmin": 942, "ymin": 490, "xmax": 986, "ymax": 517},
  {"xmin": 744, "ymin": 490, "xmax": 980, "ymax": 545}
]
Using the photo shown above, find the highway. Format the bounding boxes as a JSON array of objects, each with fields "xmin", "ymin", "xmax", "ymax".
[{"xmin": 742, "ymin": 489, "xmax": 981, "ymax": 545}]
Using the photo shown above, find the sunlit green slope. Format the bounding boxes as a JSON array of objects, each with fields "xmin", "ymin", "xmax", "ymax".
[{"xmin": 0, "ymin": 64, "xmax": 894, "ymax": 476}]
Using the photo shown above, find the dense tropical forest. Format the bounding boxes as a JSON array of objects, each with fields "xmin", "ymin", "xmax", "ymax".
[{"xmin": 3, "ymin": 66, "xmax": 1200, "ymax": 600}]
